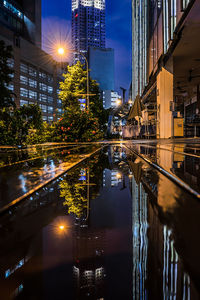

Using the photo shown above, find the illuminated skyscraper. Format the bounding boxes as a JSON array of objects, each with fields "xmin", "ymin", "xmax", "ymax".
[{"xmin": 72, "ymin": 0, "xmax": 106, "ymax": 60}]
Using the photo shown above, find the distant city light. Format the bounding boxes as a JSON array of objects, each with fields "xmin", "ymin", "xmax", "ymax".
[{"xmin": 116, "ymin": 99, "xmax": 122, "ymax": 106}]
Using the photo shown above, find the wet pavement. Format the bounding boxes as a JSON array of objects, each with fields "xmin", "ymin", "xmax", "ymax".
[
  {"xmin": 0, "ymin": 144, "xmax": 200, "ymax": 299},
  {"xmin": 0, "ymin": 144, "xmax": 101, "ymax": 209},
  {"xmin": 126, "ymin": 140, "xmax": 200, "ymax": 195}
]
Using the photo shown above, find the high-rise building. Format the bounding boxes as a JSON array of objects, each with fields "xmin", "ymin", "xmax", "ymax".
[
  {"xmin": 72, "ymin": 0, "xmax": 106, "ymax": 60},
  {"xmin": 132, "ymin": 0, "xmax": 200, "ymax": 138},
  {"xmin": 71, "ymin": 0, "xmax": 117, "ymax": 109},
  {"xmin": 89, "ymin": 47, "xmax": 116, "ymax": 108},
  {"xmin": 89, "ymin": 47, "xmax": 114, "ymax": 91},
  {"xmin": 0, "ymin": 0, "xmax": 64, "ymax": 122}
]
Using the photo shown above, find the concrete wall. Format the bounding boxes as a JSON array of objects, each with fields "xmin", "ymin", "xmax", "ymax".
[{"xmin": 157, "ymin": 67, "xmax": 173, "ymax": 139}]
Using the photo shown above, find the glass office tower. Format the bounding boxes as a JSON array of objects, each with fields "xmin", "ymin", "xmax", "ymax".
[{"xmin": 72, "ymin": 0, "xmax": 106, "ymax": 60}]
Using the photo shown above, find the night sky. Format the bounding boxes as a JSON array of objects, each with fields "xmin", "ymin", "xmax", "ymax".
[{"xmin": 42, "ymin": 0, "xmax": 132, "ymax": 94}]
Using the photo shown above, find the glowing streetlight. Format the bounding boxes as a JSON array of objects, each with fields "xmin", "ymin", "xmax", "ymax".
[{"xmin": 58, "ymin": 47, "xmax": 65, "ymax": 55}]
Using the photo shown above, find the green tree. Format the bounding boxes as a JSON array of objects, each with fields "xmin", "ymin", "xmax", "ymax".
[
  {"xmin": 58, "ymin": 61, "xmax": 108, "ymax": 141},
  {"xmin": 0, "ymin": 40, "xmax": 15, "ymax": 108},
  {"xmin": 0, "ymin": 104, "xmax": 43, "ymax": 145}
]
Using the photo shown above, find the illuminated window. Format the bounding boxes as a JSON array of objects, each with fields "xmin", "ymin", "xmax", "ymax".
[
  {"xmin": 7, "ymin": 58, "xmax": 14, "ymax": 68},
  {"xmin": 57, "ymin": 108, "xmax": 63, "ymax": 114},
  {"xmin": 170, "ymin": 0, "xmax": 177, "ymax": 39},
  {"xmin": 29, "ymin": 79, "xmax": 37, "ymax": 88},
  {"xmin": 39, "ymin": 93, "xmax": 47, "ymax": 102},
  {"xmin": 29, "ymin": 90, "xmax": 37, "ymax": 99},
  {"xmin": 48, "ymin": 86, "xmax": 53, "ymax": 94},
  {"xmin": 163, "ymin": 0, "xmax": 169, "ymax": 53},
  {"xmin": 3, "ymin": 1, "xmax": 24, "ymax": 19},
  {"xmin": 20, "ymin": 63, "xmax": 28, "ymax": 73},
  {"xmin": 40, "ymin": 104, "xmax": 47, "ymax": 112},
  {"xmin": 29, "ymin": 66, "xmax": 37, "ymax": 77},
  {"xmin": 20, "ymin": 99, "xmax": 28, "ymax": 106},
  {"xmin": 48, "ymin": 96, "xmax": 53, "ymax": 103},
  {"xmin": 48, "ymin": 116, "xmax": 53, "ymax": 121},
  {"xmin": 20, "ymin": 88, "xmax": 28, "ymax": 97},
  {"xmin": 39, "ymin": 83, "xmax": 47, "ymax": 92},
  {"xmin": 7, "ymin": 83, "xmax": 14, "ymax": 91},
  {"xmin": 20, "ymin": 75, "xmax": 28, "ymax": 85},
  {"xmin": 48, "ymin": 106, "xmax": 53, "ymax": 113},
  {"xmin": 5, "ymin": 259, "xmax": 25, "ymax": 278},
  {"xmin": 39, "ymin": 71, "xmax": 46, "ymax": 79}
]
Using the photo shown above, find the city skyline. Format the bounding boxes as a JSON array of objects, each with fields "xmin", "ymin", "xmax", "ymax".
[{"xmin": 42, "ymin": 0, "xmax": 132, "ymax": 93}]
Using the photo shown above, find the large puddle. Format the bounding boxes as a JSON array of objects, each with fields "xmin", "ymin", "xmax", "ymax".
[{"xmin": 0, "ymin": 146, "xmax": 200, "ymax": 299}]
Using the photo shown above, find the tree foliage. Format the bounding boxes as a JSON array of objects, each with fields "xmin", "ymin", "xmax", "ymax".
[
  {"xmin": 0, "ymin": 104, "xmax": 43, "ymax": 145},
  {"xmin": 0, "ymin": 40, "xmax": 15, "ymax": 108},
  {"xmin": 57, "ymin": 61, "xmax": 108, "ymax": 141}
]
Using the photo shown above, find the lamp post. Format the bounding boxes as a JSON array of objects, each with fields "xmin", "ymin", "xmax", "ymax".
[{"xmin": 57, "ymin": 47, "xmax": 90, "ymax": 110}]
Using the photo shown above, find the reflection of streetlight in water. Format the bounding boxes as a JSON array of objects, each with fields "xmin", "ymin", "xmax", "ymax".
[
  {"xmin": 52, "ymin": 217, "xmax": 71, "ymax": 237},
  {"xmin": 59, "ymin": 225, "xmax": 65, "ymax": 231},
  {"xmin": 116, "ymin": 172, "xmax": 121, "ymax": 179}
]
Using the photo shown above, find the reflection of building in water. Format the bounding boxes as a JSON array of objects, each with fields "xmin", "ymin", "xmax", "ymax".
[
  {"xmin": 163, "ymin": 226, "xmax": 191, "ymax": 300},
  {"xmin": 146, "ymin": 179, "xmax": 196, "ymax": 300},
  {"xmin": 129, "ymin": 162, "xmax": 199, "ymax": 300},
  {"xmin": 0, "ymin": 181, "xmax": 64, "ymax": 299},
  {"xmin": 131, "ymin": 176, "xmax": 148, "ymax": 300},
  {"xmin": 163, "ymin": 226, "xmax": 179, "ymax": 299},
  {"xmin": 103, "ymin": 169, "xmax": 122, "ymax": 187},
  {"xmin": 73, "ymin": 226, "xmax": 105, "ymax": 299}
]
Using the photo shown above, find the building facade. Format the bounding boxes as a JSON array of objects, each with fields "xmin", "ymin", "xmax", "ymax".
[
  {"xmin": 102, "ymin": 90, "xmax": 122, "ymax": 109},
  {"xmin": 88, "ymin": 46, "xmax": 118, "ymax": 109},
  {"xmin": 132, "ymin": 0, "xmax": 200, "ymax": 138},
  {"xmin": 89, "ymin": 47, "xmax": 114, "ymax": 91},
  {"xmin": 72, "ymin": 0, "xmax": 106, "ymax": 61},
  {"xmin": 0, "ymin": 0, "xmax": 64, "ymax": 122}
]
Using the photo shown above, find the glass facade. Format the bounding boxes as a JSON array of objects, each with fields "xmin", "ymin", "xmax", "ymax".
[
  {"xmin": 132, "ymin": 0, "xmax": 193, "ymax": 99},
  {"xmin": 72, "ymin": 0, "xmax": 106, "ymax": 61},
  {"xmin": 0, "ymin": 0, "xmax": 23, "ymax": 32},
  {"xmin": 3, "ymin": 1, "xmax": 23, "ymax": 19},
  {"xmin": 132, "ymin": 0, "xmax": 148, "ymax": 99},
  {"xmin": 17, "ymin": 61, "xmax": 61, "ymax": 121},
  {"xmin": 20, "ymin": 75, "xmax": 28, "ymax": 85}
]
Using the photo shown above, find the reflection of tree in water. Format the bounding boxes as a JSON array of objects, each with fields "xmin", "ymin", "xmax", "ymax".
[
  {"xmin": 60, "ymin": 180, "xmax": 87, "ymax": 219},
  {"xmin": 60, "ymin": 150, "xmax": 109, "ymax": 220}
]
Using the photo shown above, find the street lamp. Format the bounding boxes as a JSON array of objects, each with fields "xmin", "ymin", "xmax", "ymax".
[
  {"xmin": 58, "ymin": 47, "xmax": 65, "ymax": 55},
  {"xmin": 57, "ymin": 47, "xmax": 90, "ymax": 110}
]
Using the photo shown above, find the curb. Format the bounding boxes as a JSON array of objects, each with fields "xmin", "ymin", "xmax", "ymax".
[
  {"xmin": 0, "ymin": 147, "xmax": 103, "ymax": 215},
  {"xmin": 124, "ymin": 145, "xmax": 200, "ymax": 200}
]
